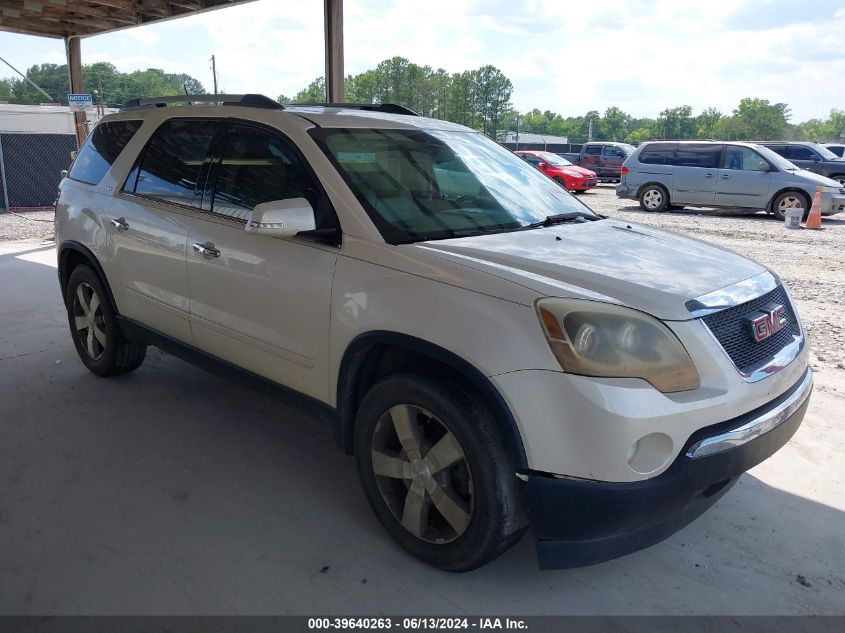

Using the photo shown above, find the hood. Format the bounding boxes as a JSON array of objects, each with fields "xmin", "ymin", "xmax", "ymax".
[
  {"xmin": 414, "ymin": 219, "xmax": 767, "ymax": 321},
  {"xmin": 793, "ymin": 169, "xmax": 843, "ymax": 188},
  {"xmin": 564, "ymin": 165, "xmax": 596, "ymax": 177}
]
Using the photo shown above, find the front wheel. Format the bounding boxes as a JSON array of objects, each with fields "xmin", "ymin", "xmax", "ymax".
[
  {"xmin": 354, "ymin": 374, "xmax": 527, "ymax": 572},
  {"xmin": 771, "ymin": 191, "xmax": 810, "ymax": 221},
  {"xmin": 639, "ymin": 185, "xmax": 669, "ymax": 212},
  {"xmin": 553, "ymin": 176, "xmax": 570, "ymax": 191},
  {"xmin": 65, "ymin": 265, "xmax": 147, "ymax": 376}
]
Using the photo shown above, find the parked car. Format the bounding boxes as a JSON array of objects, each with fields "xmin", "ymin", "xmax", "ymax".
[
  {"xmin": 560, "ymin": 141, "xmax": 635, "ymax": 181},
  {"xmin": 756, "ymin": 141, "xmax": 845, "ymax": 186},
  {"xmin": 514, "ymin": 150, "xmax": 598, "ymax": 192},
  {"xmin": 824, "ymin": 144, "xmax": 845, "ymax": 158},
  {"xmin": 57, "ymin": 95, "xmax": 812, "ymax": 571},
  {"xmin": 617, "ymin": 140, "xmax": 845, "ymax": 220}
]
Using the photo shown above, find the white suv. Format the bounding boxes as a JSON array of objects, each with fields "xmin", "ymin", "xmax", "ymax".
[{"xmin": 55, "ymin": 94, "xmax": 813, "ymax": 571}]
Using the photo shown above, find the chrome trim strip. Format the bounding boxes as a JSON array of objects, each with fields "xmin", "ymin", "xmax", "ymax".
[
  {"xmin": 685, "ymin": 271, "xmax": 779, "ymax": 318},
  {"xmin": 686, "ymin": 368, "xmax": 813, "ymax": 459}
]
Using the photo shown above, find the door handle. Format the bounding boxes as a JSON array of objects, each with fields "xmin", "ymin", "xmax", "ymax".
[
  {"xmin": 192, "ymin": 241, "xmax": 220, "ymax": 259},
  {"xmin": 721, "ymin": 174, "xmax": 731, "ymax": 179},
  {"xmin": 110, "ymin": 217, "xmax": 129, "ymax": 232},
  {"xmin": 704, "ymin": 173, "xmax": 714, "ymax": 179}
]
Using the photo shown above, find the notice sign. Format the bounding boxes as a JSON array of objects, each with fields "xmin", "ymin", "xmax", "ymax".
[{"xmin": 67, "ymin": 93, "xmax": 93, "ymax": 112}]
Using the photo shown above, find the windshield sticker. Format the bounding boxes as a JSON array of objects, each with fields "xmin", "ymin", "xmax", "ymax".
[{"xmin": 337, "ymin": 151, "xmax": 376, "ymax": 163}]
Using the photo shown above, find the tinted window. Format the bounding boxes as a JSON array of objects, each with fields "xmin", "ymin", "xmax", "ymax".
[
  {"xmin": 211, "ymin": 124, "xmax": 318, "ymax": 222},
  {"xmin": 69, "ymin": 120, "xmax": 141, "ymax": 185},
  {"xmin": 763, "ymin": 144, "xmax": 786, "ymax": 156},
  {"xmin": 674, "ymin": 144, "xmax": 721, "ymax": 168},
  {"xmin": 584, "ymin": 145, "xmax": 602, "ymax": 155},
  {"xmin": 784, "ymin": 145, "xmax": 818, "ymax": 160},
  {"xmin": 519, "ymin": 154, "xmax": 542, "ymax": 165},
  {"xmin": 724, "ymin": 146, "xmax": 767, "ymax": 171},
  {"xmin": 129, "ymin": 119, "xmax": 218, "ymax": 208},
  {"xmin": 602, "ymin": 145, "xmax": 623, "ymax": 157},
  {"xmin": 638, "ymin": 143, "xmax": 678, "ymax": 165}
]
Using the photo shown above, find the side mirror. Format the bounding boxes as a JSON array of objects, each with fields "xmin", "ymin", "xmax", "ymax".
[
  {"xmin": 245, "ymin": 198, "xmax": 316, "ymax": 237},
  {"xmin": 811, "ymin": 155, "xmax": 821, "ymax": 162},
  {"xmin": 60, "ymin": 169, "xmax": 69, "ymax": 179},
  {"xmin": 758, "ymin": 161, "xmax": 772, "ymax": 172}
]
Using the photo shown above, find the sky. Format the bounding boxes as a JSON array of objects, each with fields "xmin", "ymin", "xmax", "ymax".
[{"xmin": 0, "ymin": 0, "xmax": 843, "ymax": 122}]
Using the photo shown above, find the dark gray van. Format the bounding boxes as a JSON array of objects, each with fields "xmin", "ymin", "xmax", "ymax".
[{"xmin": 617, "ymin": 141, "xmax": 845, "ymax": 220}]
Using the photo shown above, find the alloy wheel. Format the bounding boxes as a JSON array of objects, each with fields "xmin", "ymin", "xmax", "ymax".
[
  {"xmin": 72, "ymin": 282, "xmax": 107, "ymax": 360},
  {"xmin": 370, "ymin": 404, "xmax": 474, "ymax": 544},
  {"xmin": 777, "ymin": 196, "xmax": 804, "ymax": 212},
  {"xmin": 643, "ymin": 189, "xmax": 663, "ymax": 209}
]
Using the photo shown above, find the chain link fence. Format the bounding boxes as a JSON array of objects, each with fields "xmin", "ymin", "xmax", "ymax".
[{"xmin": 0, "ymin": 105, "xmax": 84, "ymax": 213}]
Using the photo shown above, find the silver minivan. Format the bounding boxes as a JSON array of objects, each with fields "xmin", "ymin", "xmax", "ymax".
[{"xmin": 616, "ymin": 141, "xmax": 845, "ymax": 220}]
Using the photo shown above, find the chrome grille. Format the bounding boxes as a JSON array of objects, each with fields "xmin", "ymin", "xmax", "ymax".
[{"xmin": 701, "ymin": 285, "xmax": 798, "ymax": 374}]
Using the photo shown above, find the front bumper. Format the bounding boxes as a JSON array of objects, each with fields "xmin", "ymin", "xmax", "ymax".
[
  {"xmin": 524, "ymin": 367, "xmax": 812, "ymax": 569},
  {"xmin": 820, "ymin": 193, "xmax": 845, "ymax": 215}
]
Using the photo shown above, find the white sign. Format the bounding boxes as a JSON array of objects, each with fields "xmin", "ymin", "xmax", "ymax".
[{"xmin": 67, "ymin": 93, "xmax": 93, "ymax": 112}]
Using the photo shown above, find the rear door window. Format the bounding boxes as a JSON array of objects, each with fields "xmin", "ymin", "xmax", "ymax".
[
  {"xmin": 584, "ymin": 145, "xmax": 602, "ymax": 155},
  {"xmin": 674, "ymin": 144, "xmax": 722, "ymax": 169},
  {"xmin": 127, "ymin": 119, "xmax": 219, "ymax": 208},
  {"xmin": 602, "ymin": 145, "xmax": 623, "ymax": 157},
  {"xmin": 638, "ymin": 143, "xmax": 678, "ymax": 165},
  {"xmin": 68, "ymin": 120, "xmax": 142, "ymax": 185}
]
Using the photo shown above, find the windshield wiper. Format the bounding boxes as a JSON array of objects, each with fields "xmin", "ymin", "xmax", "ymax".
[{"xmin": 520, "ymin": 211, "xmax": 597, "ymax": 230}]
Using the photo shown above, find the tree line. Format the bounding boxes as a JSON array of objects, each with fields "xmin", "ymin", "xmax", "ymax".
[
  {"xmin": 2, "ymin": 57, "xmax": 842, "ymax": 145},
  {"xmin": 282, "ymin": 57, "xmax": 844, "ymax": 145},
  {"xmin": 0, "ymin": 62, "xmax": 204, "ymax": 108}
]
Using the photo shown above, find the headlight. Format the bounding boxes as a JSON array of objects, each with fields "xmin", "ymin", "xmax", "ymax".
[
  {"xmin": 562, "ymin": 170, "xmax": 583, "ymax": 178},
  {"xmin": 536, "ymin": 298, "xmax": 700, "ymax": 393}
]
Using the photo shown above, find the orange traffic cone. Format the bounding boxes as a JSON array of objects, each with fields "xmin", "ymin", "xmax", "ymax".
[{"xmin": 805, "ymin": 186, "xmax": 823, "ymax": 230}]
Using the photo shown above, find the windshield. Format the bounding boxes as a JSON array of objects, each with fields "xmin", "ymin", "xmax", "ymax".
[
  {"xmin": 540, "ymin": 153, "xmax": 573, "ymax": 167},
  {"xmin": 312, "ymin": 128, "xmax": 598, "ymax": 243},
  {"xmin": 753, "ymin": 145, "xmax": 798, "ymax": 171},
  {"xmin": 810, "ymin": 143, "xmax": 839, "ymax": 160}
]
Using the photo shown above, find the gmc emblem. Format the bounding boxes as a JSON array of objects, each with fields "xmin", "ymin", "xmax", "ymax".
[{"xmin": 746, "ymin": 304, "xmax": 788, "ymax": 342}]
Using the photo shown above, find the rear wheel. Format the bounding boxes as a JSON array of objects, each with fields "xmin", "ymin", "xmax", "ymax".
[
  {"xmin": 771, "ymin": 191, "xmax": 810, "ymax": 221},
  {"xmin": 65, "ymin": 265, "xmax": 146, "ymax": 377},
  {"xmin": 639, "ymin": 184, "xmax": 669, "ymax": 212},
  {"xmin": 354, "ymin": 374, "xmax": 527, "ymax": 572}
]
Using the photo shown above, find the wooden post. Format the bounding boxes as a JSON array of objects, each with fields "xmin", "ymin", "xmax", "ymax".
[
  {"xmin": 65, "ymin": 36, "xmax": 88, "ymax": 147},
  {"xmin": 324, "ymin": 0, "xmax": 344, "ymax": 103}
]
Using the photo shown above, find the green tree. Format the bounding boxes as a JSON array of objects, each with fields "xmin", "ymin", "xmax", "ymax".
[
  {"xmin": 696, "ymin": 107, "xmax": 722, "ymax": 138},
  {"xmin": 293, "ymin": 77, "xmax": 326, "ymax": 103}
]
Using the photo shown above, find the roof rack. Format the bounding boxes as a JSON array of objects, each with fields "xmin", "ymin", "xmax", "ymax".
[
  {"xmin": 120, "ymin": 94, "xmax": 282, "ymax": 112},
  {"xmin": 290, "ymin": 102, "xmax": 420, "ymax": 116}
]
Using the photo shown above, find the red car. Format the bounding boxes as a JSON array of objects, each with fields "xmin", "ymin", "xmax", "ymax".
[{"xmin": 514, "ymin": 150, "xmax": 598, "ymax": 192}]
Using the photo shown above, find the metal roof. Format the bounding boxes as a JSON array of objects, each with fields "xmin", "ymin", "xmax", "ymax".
[{"xmin": 0, "ymin": 0, "xmax": 258, "ymax": 39}]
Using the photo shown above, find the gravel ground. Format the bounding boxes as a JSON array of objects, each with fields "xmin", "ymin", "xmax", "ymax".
[
  {"xmin": 3, "ymin": 186, "xmax": 843, "ymax": 372},
  {"xmin": 0, "ymin": 209, "xmax": 55, "ymax": 242},
  {"xmin": 582, "ymin": 184, "xmax": 845, "ymax": 376}
]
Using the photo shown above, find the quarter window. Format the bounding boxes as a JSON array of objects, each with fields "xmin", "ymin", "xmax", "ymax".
[
  {"xmin": 638, "ymin": 143, "xmax": 678, "ymax": 165},
  {"xmin": 674, "ymin": 144, "xmax": 722, "ymax": 169},
  {"xmin": 128, "ymin": 119, "xmax": 219, "ymax": 208},
  {"xmin": 210, "ymin": 124, "xmax": 319, "ymax": 222},
  {"xmin": 69, "ymin": 120, "xmax": 141, "ymax": 185}
]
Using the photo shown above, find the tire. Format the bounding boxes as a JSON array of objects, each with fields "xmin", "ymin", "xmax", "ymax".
[
  {"xmin": 771, "ymin": 191, "xmax": 810, "ymax": 222},
  {"xmin": 65, "ymin": 265, "xmax": 146, "ymax": 377},
  {"xmin": 831, "ymin": 174, "xmax": 845, "ymax": 187},
  {"xmin": 354, "ymin": 373, "xmax": 527, "ymax": 572},
  {"xmin": 553, "ymin": 176, "xmax": 570, "ymax": 191},
  {"xmin": 639, "ymin": 184, "xmax": 669, "ymax": 212}
]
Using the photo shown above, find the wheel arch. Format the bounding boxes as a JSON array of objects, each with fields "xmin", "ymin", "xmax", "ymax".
[
  {"xmin": 636, "ymin": 181, "xmax": 670, "ymax": 200},
  {"xmin": 768, "ymin": 187, "xmax": 811, "ymax": 212},
  {"xmin": 335, "ymin": 331, "xmax": 528, "ymax": 470},
  {"xmin": 58, "ymin": 241, "xmax": 118, "ymax": 313}
]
